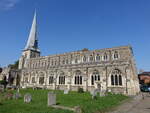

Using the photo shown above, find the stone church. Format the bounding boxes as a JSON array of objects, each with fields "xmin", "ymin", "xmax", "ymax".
[{"xmin": 18, "ymin": 12, "xmax": 140, "ymax": 95}]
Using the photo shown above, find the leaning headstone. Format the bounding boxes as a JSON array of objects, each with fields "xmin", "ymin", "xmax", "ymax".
[
  {"xmin": 74, "ymin": 106, "xmax": 82, "ymax": 113},
  {"xmin": 99, "ymin": 90, "xmax": 106, "ymax": 97},
  {"xmin": 24, "ymin": 93, "xmax": 32, "ymax": 103},
  {"xmin": 48, "ymin": 92, "xmax": 56, "ymax": 106},
  {"xmin": 91, "ymin": 89, "xmax": 99, "ymax": 99},
  {"xmin": 64, "ymin": 89, "xmax": 69, "ymax": 94},
  {"xmin": 13, "ymin": 92, "xmax": 21, "ymax": 99}
]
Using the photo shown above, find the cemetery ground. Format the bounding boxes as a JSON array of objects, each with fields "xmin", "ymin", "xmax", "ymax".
[{"xmin": 0, "ymin": 89, "xmax": 128, "ymax": 113}]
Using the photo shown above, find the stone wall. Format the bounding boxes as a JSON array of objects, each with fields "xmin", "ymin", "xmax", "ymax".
[{"xmin": 19, "ymin": 46, "xmax": 140, "ymax": 95}]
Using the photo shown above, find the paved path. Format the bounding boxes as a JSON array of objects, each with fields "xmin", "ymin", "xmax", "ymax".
[{"xmin": 109, "ymin": 93, "xmax": 150, "ymax": 113}]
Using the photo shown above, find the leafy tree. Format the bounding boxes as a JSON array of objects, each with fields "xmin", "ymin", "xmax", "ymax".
[
  {"xmin": 0, "ymin": 76, "xmax": 8, "ymax": 89},
  {"xmin": 0, "ymin": 68, "xmax": 2, "ymax": 73},
  {"xmin": 8, "ymin": 60, "xmax": 19, "ymax": 69}
]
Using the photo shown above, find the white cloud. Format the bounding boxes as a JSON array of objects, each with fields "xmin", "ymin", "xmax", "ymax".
[{"xmin": 0, "ymin": 0, "xmax": 20, "ymax": 10}]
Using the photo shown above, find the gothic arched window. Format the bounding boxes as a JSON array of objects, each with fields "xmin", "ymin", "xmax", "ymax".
[
  {"xmin": 59, "ymin": 72, "xmax": 65, "ymax": 84},
  {"xmin": 111, "ymin": 75, "xmax": 114, "ymax": 85},
  {"xmin": 115, "ymin": 75, "xmax": 118, "ymax": 85},
  {"xmin": 91, "ymin": 70, "xmax": 100, "ymax": 85},
  {"xmin": 49, "ymin": 76, "xmax": 54, "ymax": 84},
  {"xmin": 111, "ymin": 69, "xmax": 122, "ymax": 86},
  {"xmin": 25, "ymin": 77, "xmax": 28, "ymax": 83},
  {"xmin": 39, "ymin": 77, "xmax": 44, "ymax": 85},
  {"xmin": 74, "ymin": 70, "xmax": 82, "ymax": 85},
  {"xmin": 32, "ymin": 77, "xmax": 35, "ymax": 83},
  {"xmin": 119, "ymin": 75, "xmax": 122, "ymax": 85},
  {"xmin": 39, "ymin": 72, "xmax": 45, "ymax": 85},
  {"xmin": 114, "ymin": 51, "xmax": 119, "ymax": 59}
]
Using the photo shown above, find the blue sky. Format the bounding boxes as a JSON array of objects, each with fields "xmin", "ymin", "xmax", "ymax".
[{"xmin": 0, "ymin": 0, "xmax": 149, "ymax": 71}]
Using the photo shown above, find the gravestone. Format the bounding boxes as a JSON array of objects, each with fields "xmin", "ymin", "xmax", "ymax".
[
  {"xmin": 48, "ymin": 92, "xmax": 56, "ymax": 106},
  {"xmin": 91, "ymin": 89, "xmax": 99, "ymax": 99},
  {"xmin": 64, "ymin": 89, "xmax": 69, "ymax": 94},
  {"xmin": 17, "ymin": 87, "xmax": 20, "ymax": 93},
  {"xmin": 74, "ymin": 106, "xmax": 82, "ymax": 113},
  {"xmin": 13, "ymin": 92, "xmax": 21, "ymax": 99},
  {"xmin": 24, "ymin": 93, "xmax": 32, "ymax": 103},
  {"xmin": 0, "ymin": 85, "xmax": 4, "ymax": 92},
  {"xmin": 99, "ymin": 90, "xmax": 106, "ymax": 97}
]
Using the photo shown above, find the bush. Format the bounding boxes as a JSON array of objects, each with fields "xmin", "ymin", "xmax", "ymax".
[
  {"xmin": 78, "ymin": 87, "xmax": 84, "ymax": 93},
  {"xmin": 0, "ymin": 80, "xmax": 8, "ymax": 89},
  {"xmin": 0, "ymin": 80, "xmax": 5, "ymax": 85}
]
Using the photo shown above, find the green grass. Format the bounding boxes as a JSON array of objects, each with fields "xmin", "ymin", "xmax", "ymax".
[{"xmin": 0, "ymin": 89, "xmax": 128, "ymax": 113}]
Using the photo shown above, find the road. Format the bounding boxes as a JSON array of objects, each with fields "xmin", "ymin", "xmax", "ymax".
[{"xmin": 109, "ymin": 93, "xmax": 150, "ymax": 113}]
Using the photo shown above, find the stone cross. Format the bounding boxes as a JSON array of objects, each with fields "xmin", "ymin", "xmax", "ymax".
[
  {"xmin": 48, "ymin": 92, "xmax": 56, "ymax": 106},
  {"xmin": 24, "ymin": 93, "xmax": 32, "ymax": 103}
]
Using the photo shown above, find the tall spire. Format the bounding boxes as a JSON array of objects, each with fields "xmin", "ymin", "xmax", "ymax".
[{"xmin": 24, "ymin": 11, "xmax": 39, "ymax": 51}]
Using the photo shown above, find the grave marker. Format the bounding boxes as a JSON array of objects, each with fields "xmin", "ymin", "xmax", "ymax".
[
  {"xmin": 24, "ymin": 93, "xmax": 32, "ymax": 103},
  {"xmin": 48, "ymin": 92, "xmax": 56, "ymax": 106}
]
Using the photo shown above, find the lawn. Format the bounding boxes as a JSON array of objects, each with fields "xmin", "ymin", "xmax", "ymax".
[{"xmin": 0, "ymin": 89, "xmax": 128, "ymax": 113}]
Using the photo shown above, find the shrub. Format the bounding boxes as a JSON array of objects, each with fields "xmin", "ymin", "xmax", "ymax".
[
  {"xmin": 0, "ymin": 80, "xmax": 8, "ymax": 89},
  {"xmin": 0, "ymin": 80, "xmax": 4, "ymax": 84},
  {"xmin": 78, "ymin": 87, "xmax": 84, "ymax": 93}
]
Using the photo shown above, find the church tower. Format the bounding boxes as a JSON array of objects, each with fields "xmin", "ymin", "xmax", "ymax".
[{"xmin": 19, "ymin": 11, "xmax": 40, "ymax": 69}]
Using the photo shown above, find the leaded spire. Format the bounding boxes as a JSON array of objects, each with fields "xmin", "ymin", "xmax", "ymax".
[{"xmin": 24, "ymin": 11, "xmax": 39, "ymax": 51}]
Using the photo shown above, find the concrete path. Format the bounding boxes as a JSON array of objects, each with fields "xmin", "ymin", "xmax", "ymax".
[{"xmin": 109, "ymin": 93, "xmax": 150, "ymax": 113}]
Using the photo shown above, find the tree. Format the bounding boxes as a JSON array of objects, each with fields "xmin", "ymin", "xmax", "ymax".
[
  {"xmin": 0, "ymin": 76, "xmax": 8, "ymax": 89},
  {"xmin": 8, "ymin": 60, "xmax": 19, "ymax": 69},
  {"xmin": 0, "ymin": 68, "xmax": 2, "ymax": 73}
]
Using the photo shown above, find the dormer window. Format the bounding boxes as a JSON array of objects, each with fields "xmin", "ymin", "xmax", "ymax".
[
  {"xmin": 89, "ymin": 55, "xmax": 94, "ymax": 62},
  {"xmin": 96, "ymin": 54, "xmax": 100, "ymax": 61},
  {"xmin": 83, "ymin": 56, "xmax": 87, "ymax": 62},
  {"xmin": 62, "ymin": 59, "xmax": 65, "ymax": 64},
  {"xmin": 75, "ymin": 58, "xmax": 78, "ymax": 63},
  {"xmin": 66, "ymin": 59, "xmax": 69, "ymax": 64},
  {"xmin": 114, "ymin": 51, "xmax": 119, "ymax": 59},
  {"xmin": 103, "ymin": 53, "xmax": 108, "ymax": 61}
]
